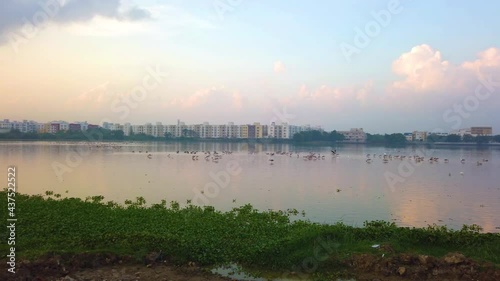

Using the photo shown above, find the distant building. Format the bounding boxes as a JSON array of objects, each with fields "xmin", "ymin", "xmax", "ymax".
[
  {"xmin": 339, "ymin": 128, "xmax": 366, "ymax": 142},
  {"xmin": 412, "ymin": 131, "xmax": 427, "ymax": 142},
  {"xmin": 471, "ymin": 127, "xmax": 492, "ymax": 136},
  {"xmin": 69, "ymin": 123, "xmax": 81, "ymax": 131},
  {"xmin": 50, "ymin": 123, "xmax": 60, "ymax": 134},
  {"xmin": 404, "ymin": 133, "xmax": 413, "ymax": 142}
]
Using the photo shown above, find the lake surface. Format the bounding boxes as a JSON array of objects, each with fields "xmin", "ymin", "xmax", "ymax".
[{"xmin": 1, "ymin": 141, "xmax": 499, "ymax": 232}]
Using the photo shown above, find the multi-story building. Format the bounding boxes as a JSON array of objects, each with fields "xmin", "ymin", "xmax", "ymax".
[
  {"xmin": 471, "ymin": 127, "xmax": 492, "ymax": 136},
  {"xmin": 450, "ymin": 128, "xmax": 471, "ymax": 137},
  {"xmin": 50, "ymin": 123, "xmax": 61, "ymax": 134},
  {"xmin": 412, "ymin": 131, "xmax": 427, "ymax": 142},
  {"xmin": 240, "ymin": 125, "xmax": 248, "ymax": 139},
  {"xmin": 254, "ymin": 123, "xmax": 263, "ymax": 138},
  {"xmin": 404, "ymin": 133, "xmax": 413, "ymax": 142},
  {"xmin": 69, "ymin": 123, "xmax": 82, "ymax": 131},
  {"xmin": 228, "ymin": 122, "xmax": 239, "ymax": 138},
  {"xmin": 340, "ymin": 128, "xmax": 367, "ymax": 142}
]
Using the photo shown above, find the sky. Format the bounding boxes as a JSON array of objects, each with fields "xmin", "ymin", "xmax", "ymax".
[{"xmin": 0, "ymin": 0, "xmax": 499, "ymax": 134}]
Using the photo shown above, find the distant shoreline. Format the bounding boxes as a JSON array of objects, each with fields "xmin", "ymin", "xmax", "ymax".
[{"xmin": 1, "ymin": 139, "xmax": 500, "ymax": 147}]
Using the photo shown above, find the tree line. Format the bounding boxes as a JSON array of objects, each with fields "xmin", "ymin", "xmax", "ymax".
[{"xmin": 2, "ymin": 129, "xmax": 499, "ymax": 144}]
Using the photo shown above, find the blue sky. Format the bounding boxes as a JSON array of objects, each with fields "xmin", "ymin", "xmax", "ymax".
[{"xmin": 1, "ymin": 0, "xmax": 499, "ymax": 133}]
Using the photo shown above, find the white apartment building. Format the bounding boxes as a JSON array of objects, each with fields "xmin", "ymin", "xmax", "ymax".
[{"xmin": 269, "ymin": 122, "xmax": 290, "ymax": 139}]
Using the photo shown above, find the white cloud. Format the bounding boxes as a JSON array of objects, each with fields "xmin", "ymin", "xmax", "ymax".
[{"xmin": 273, "ymin": 61, "xmax": 286, "ymax": 73}]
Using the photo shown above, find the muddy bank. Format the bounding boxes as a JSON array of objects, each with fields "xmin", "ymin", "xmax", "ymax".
[{"xmin": 2, "ymin": 251, "xmax": 499, "ymax": 281}]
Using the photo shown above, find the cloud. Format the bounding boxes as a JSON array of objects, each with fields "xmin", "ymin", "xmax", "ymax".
[
  {"xmin": 65, "ymin": 81, "xmax": 114, "ymax": 109},
  {"xmin": 273, "ymin": 61, "xmax": 286, "ymax": 73},
  {"xmin": 383, "ymin": 44, "xmax": 500, "ymax": 122},
  {"xmin": 390, "ymin": 44, "xmax": 452, "ymax": 92},
  {"xmin": 0, "ymin": 0, "xmax": 151, "ymax": 44},
  {"xmin": 166, "ymin": 86, "xmax": 248, "ymax": 111},
  {"xmin": 390, "ymin": 45, "xmax": 500, "ymax": 95}
]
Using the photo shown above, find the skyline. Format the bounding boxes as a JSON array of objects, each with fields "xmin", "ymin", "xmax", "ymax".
[
  {"xmin": 1, "ymin": 0, "xmax": 499, "ymax": 134},
  {"xmin": 1, "ymin": 117, "xmax": 495, "ymax": 136}
]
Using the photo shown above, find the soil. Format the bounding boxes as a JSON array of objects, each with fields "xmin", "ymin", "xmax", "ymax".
[{"xmin": 1, "ymin": 251, "xmax": 499, "ymax": 281}]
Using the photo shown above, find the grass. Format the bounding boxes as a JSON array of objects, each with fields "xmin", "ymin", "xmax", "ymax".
[{"xmin": 1, "ymin": 190, "xmax": 499, "ymax": 274}]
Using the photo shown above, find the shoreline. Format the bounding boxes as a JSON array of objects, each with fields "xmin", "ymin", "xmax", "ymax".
[
  {"xmin": 1, "ymin": 138, "xmax": 500, "ymax": 148},
  {"xmin": 1, "ymin": 191, "xmax": 499, "ymax": 280}
]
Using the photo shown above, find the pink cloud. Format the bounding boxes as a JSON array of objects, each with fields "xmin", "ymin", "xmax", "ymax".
[
  {"xmin": 273, "ymin": 61, "xmax": 286, "ymax": 73},
  {"xmin": 391, "ymin": 44, "xmax": 451, "ymax": 92},
  {"xmin": 384, "ymin": 44, "xmax": 500, "ymax": 113}
]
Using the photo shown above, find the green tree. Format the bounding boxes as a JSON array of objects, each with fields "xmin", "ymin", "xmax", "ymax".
[
  {"xmin": 476, "ymin": 136, "xmax": 492, "ymax": 144},
  {"xmin": 446, "ymin": 134, "xmax": 461, "ymax": 142},
  {"xmin": 366, "ymin": 133, "xmax": 385, "ymax": 143},
  {"xmin": 427, "ymin": 134, "xmax": 445, "ymax": 142},
  {"xmin": 463, "ymin": 134, "xmax": 475, "ymax": 142},
  {"xmin": 384, "ymin": 133, "xmax": 407, "ymax": 144},
  {"xmin": 493, "ymin": 135, "xmax": 500, "ymax": 143}
]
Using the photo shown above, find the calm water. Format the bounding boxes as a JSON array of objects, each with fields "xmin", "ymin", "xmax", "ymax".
[{"xmin": 1, "ymin": 141, "xmax": 499, "ymax": 232}]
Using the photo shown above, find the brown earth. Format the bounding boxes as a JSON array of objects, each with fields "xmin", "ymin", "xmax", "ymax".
[{"xmin": 1, "ymin": 251, "xmax": 499, "ymax": 281}]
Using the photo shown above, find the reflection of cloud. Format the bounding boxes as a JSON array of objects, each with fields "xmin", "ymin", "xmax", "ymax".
[{"xmin": 273, "ymin": 61, "xmax": 286, "ymax": 73}]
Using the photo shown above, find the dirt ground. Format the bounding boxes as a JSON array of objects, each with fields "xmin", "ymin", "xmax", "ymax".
[{"xmin": 2, "ymin": 251, "xmax": 499, "ymax": 281}]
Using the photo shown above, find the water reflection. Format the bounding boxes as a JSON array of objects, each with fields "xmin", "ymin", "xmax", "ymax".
[{"xmin": 1, "ymin": 141, "xmax": 499, "ymax": 232}]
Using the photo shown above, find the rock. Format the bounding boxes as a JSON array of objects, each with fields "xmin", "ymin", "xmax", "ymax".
[
  {"xmin": 398, "ymin": 266, "xmax": 406, "ymax": 276},
  {"xmin": 400, "ymin": 254, "xmax": 412, "ymax": 264},
  {"xmin": 144, "ymin": 251, "xmax": 162, "ymax": 264},
  {"xmin": 444, "ymin": 253, "xmax": 466, "ymax": 265},
  {"xmin": 418, "ymin": 255, "xmax": 429, "ymax": 265}
]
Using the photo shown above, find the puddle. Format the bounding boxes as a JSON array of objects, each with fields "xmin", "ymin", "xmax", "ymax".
[{"xmin": 212, "ymin": 263, "xmax": 356, "ymax": 281}]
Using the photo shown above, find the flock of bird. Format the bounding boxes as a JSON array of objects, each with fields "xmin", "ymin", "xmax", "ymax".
[
  {"xmin": 56, "ymin": 142, "xmax": 491, "ymax": 167},
  {"xmin": 365, "ymin": 153, "xmax": 489, "ymax": 166},
  {"xmin": 124, "ymin": 147, "xmax": 490, "ymax": 167}
]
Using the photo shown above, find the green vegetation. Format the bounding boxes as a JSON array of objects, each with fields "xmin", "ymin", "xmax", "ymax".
[
  {"xmin": 366, "ymin": 133, "xmax": 407, "ymax": 145},
  {"xmin": 292, "ymin": 130, "xmax": 345, "ymax": 142},
  {"xmin": 1, "ymin": 191, "xmax": 499, "ymax": 275},
  {"xmin": 442, "ymin": 134, "xmax": 498, "ymax": 144}
]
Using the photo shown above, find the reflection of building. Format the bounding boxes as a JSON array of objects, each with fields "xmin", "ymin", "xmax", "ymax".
[
  {"xmin": 340, "ymin": 128, "xmax": 367, "ymax": 142},
  {"xmin": 471, "ymin": 127, "xmax": 492, "ymax": 136}
]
